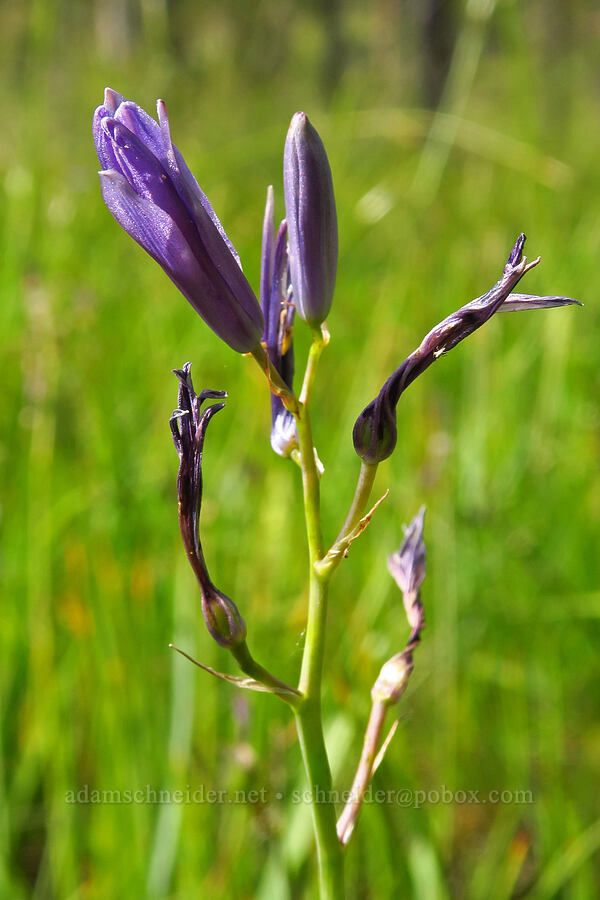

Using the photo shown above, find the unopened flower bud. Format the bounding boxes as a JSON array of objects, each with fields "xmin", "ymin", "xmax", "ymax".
[
  {"xmin": 94, "ymin": 88, "xmax": 264, "ymax": 353},
  {"xmin": 260, "ymin": 189, "xmax": 298, "ymax": 457},
  {"xmin": 284, "ymin": 112, "xmax": 338, "ymax": 326}
]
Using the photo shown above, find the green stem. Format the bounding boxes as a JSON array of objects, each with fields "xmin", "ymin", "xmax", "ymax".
[
  {"xmin": 300, "ymin": 332, "xmax": 326, "ymax": 407},
  {"xmin": 294, "ymin": 332, "xmax": 345, "ymax": 899},
  {"xmin": 295, "ymin": 692, "xmax": 345, "ymax": 899},
  {"xmin": 335, "ymin": 461, "xmax": 378, "ymax": 544},
  {"xmin": 232, "ymin": 642, "xmax": 302, "ymax": 707},
  {"xmin": 336, "ymin": 699, "xmax": 387, "ymax": 845}
]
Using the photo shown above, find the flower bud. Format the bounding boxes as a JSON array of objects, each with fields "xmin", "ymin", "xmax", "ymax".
[
  {"xmin": 94, "ymin": 88, "xmax": 264, "ymax": 353},
  {"xmin": 260, "ymin": 188, "xmax": 298, "ymax": 457},
  {"xmin": 283, "ymin": 112, "xmax": 338, "ymax": 326}
]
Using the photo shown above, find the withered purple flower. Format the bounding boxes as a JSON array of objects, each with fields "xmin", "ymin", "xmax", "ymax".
[
  {"xmin": 373, "ymin": 508, "xmax": 427, "ymax": 706},
  {"xmin": 387, "ymin": 506, "xmax": 426, "ymax": 644},
  {"xmin": 284, "ymin": 112, "xmax": 338, "ymax": 327},
  {"xmin": 353, "ymin": 234, "xmax": 581, "ymax": 464},
  {"xmin": 260, "ymin": 186, "xmax": 297, "ymax": 457},
  {"xmin": 93, "ymin": 88, "xmax": 264, "ymax": 353},
  {"xmin": 170, "ymin": 363, "xmax": 246, "ymax": 648}
]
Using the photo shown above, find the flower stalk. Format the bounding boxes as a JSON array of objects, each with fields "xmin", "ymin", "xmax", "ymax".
[
  {"xmin": 293, "ymin": 333, "xmax": 345, "ymax": 899},
  {"xmin": 336, "ymin": 508, "xmax": 427, "ymax": 846}
]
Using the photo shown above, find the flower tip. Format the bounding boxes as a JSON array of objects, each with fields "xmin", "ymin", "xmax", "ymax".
[
  {"xmin": 507, "ymin": 233, "xmax": 526, "ymax": 267},
  {"xmin": 103, "ymin": 87, "xmax": 124, "ymax": 114},
  {"xmin": 263, "ymin": 185, "xmax": 275, "ymax": 232},
  {"xmin": 156, "ymin": 98, "xmax": 168, "ymax": 127},
  {"xmin": 172, "ymin": 362, "xmax": 192, "ymax": 382},
  {"xmin": 287, "ymin": 111, "xmax": 313, "ymax": 142},
  {"xmin": 97, "ymin": 168, "xmax": 120, "ymax": 181},
  {"xmin": 414, "ymin": 504, "xmax": 426, "ymax": 530}
]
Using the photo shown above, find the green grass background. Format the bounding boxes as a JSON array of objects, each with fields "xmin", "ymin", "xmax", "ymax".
[{"xmin": 1, "ymin": 1, "xmax": 599, "ymax": 897}]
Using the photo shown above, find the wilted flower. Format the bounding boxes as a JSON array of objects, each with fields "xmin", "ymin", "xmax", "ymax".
[
  {"xmin": 353, "ymin": 234, "xmax": 581, "ymax": 464},
  {"xmin": 260, "ymin": 186, "xmax": 297, "ymax": 457},
  {"xmin": 93, "ymin": 88, "xmax": 264, "ymax": 353},
  {"xmin": 170, "ymin": 363, "xmax": 246, "ymax": 648},
  {"xmin": 284, "ymin": 112, "xmax": 338, "ymax": 327},
  {"xmin": 388, "ymin": 507, "xmax": 426, "ymax": 644},
  {"xmin": 373, "ymin": 508, "xmax": 427, "ymax": 706}
]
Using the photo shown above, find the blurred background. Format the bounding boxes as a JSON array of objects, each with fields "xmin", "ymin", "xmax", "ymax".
[{"xmin": 1, "ymin": 0, "xmax": 599, "ymax": 897}]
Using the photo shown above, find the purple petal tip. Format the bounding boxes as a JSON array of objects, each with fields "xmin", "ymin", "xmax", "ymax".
[{"xmin": 508, "ymin": 233, "xmax": 526, "ymax": 267}]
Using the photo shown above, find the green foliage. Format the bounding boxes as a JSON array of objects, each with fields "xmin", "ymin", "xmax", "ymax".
[{"xmin": 1, "ymin": 1, "xmax": 598, "ymax": 896}]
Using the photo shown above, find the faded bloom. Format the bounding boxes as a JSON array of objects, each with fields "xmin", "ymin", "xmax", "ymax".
[
  {"xmin": 373, "ymin": 508, "xmax": 427, "ymax": 706},
  {"xmin": 388, "ymin": 506, "xmax": 426, "ymax": 638},
  {"xmin": 353, "ymin": 234, "xmax": 581, "ymax": 464},
  {"xmin": 260, "ymin": 186, "xmax": 297, "ymax": 457},
  {"xmin": 93, "ymin": 88, "xmax": 264, "ymax": 353},
  {"xmin": 170, "ymin": 363, "xmax": 246, "ymax": 648},
  {"xmin": 283, "ymin": 112, "xmax": 338, "ymax": 327}
]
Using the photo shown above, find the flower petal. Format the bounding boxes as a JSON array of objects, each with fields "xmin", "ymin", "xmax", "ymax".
[
  {"xmin": 270, "ymin": 401, "xmax": 297, "ymax": 457},
  {"xmin": 498, "ymin": 293, "xmax": 582, "ymax": 312},
  {"xmin": 103, "ymin": 87, "xmax": 125, "ymax": 115},
  {"xmin": 99, "ymin": 170, "xmax": 263, "ymax": 352},
  {"xmin": 114, "ymin": 100, "xmax": 165, "ymax": 161},
  {"xmin": 101, "ymin": 119, "xmax": 192, "ymax": 228},
  {"xmin": 98, "ymin": 168, "xmax": 196, "ymax": 269},
  {"xmin": 93, "ymin": 88, "xmax": 126, "ymax": 169},
  {"xmin": 156, "ymin": 100, "xmax": 243, "ymax": 269},
  {"xmin": 260, "ymin": 185, "xmax": 275, "ymax": 318},
  {"xmin": 266, "ymin": 220, "xmax": 289, "ymax": 353}
]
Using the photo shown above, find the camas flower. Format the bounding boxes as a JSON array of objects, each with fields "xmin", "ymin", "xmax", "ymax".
[
  {"xmin": 93, "ymin": 88, "xmax": 264, "ymax": 353},
  {"xmin": 170, "ymin": 364, "xmax": 246, "ymax": 648},
  {"xmin": 353, "ymin": 234, "xmax": 581, "ymax": 464},
  {"xmin": 260, "ymin": 186, "xmax": 297, "ymax": 457},
  {"xmin": 284, "ymin": 112, "xmax": 338, "ymax": 327}
]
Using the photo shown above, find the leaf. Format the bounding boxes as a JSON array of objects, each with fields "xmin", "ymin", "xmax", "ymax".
[
  {"xmin": 168, "ymin": 644, "xmax": 299, "ymax": 696},
  {"xmin": 316, "ymin": 489, "xmax": 390, "ymax": 574},
  {"xmin": 371, "ymin": 719, "xmax": 399, "ymax": 776}
]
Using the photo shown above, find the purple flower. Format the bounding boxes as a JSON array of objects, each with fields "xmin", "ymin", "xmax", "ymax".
[
  {"xmin": 260, "ymin": 187, "xmax": 297, "ymax": 457},
  {"xmin": 93, "ymin": 88, "xmax": 264, "ymax": 353},
  {"xmin": 284, "ymin": 112, "xmax": 338, "ymax": 327},
  {"xmin": 170, "ymin": 363, "xmax": 246, "ymax": 648},
  {"xmin": 353, "ymin": 234, "xmax": 581, "ymax": 464}
]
